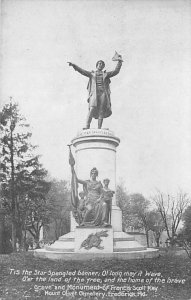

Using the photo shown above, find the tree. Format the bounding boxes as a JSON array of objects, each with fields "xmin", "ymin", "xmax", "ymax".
[
  {"xmin": 116, "ymin": 184, "xmax": 152, "ymax": 247},
  {"xmin": 46, "ymin": 179, "xmax": 71, "ymax": 240},
  {"xmin": 129, "ymin": 194, "xmax": 151, "ymax": 247},
  {"xmin": 175, "ymin": 206, "xmax": 191, "ymax": 260},
  {"xmin": 147, "ymin": 210, "xmax": 165, "ymax": 247},
  {"xmin": 116, "ymin": 181, "xmax": 130, "ymax": 230},
  {"xmin": 178, "ymin": 205, "xmax": 191, "ymax": 244},
  {"xmin": 0, "ymin": 100, "xmax": 50, "ymax": 250},
  {"xmin": 182, "ymin": 206, "xmax": 191, "ymax": 240},
  {"xmin": 21, "ymin": 169, "xmax": 51, "ymax": 248},
  {"xmin": 152, "ymin": 190, "xmax": 190, "ymax": 246}
]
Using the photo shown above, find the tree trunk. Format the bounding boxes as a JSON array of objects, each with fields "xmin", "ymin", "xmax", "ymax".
[
  {"xmin": 10, "ymin": 125, "xmax": 16, "ymax": 251},
  {"xmin": 146, "ymin": 230, "xmax": 150, "ymax": 248},
  {"xmin": 154, "ymin": 232, "xmax": 161, "ymax": 248},
  {"xmin": 0, "ymin": 209, "xmax": 5, "ymax": 254},
  {"xmin": 11, "ymin": 217, "xmax": 16, "ymax": 251},
  {"xmin": 156, "ymin": 236, "xmax": 160, "ymax": 248},
  {"xmin": 35, "ymin": 232, "xmax": 40, "ymax": 248}
]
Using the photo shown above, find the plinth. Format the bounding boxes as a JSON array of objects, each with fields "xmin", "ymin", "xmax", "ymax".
[
  {"xmin": 34, "ymin": 129, "xmax": 158, "ymax": 260},
  {"xmin": 71, "ymin": 128, "xmax": 122, "ymax": 232}
]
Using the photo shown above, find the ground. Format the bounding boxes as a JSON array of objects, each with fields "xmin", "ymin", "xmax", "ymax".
[{"xmin": 0, "ymin": 249, "xmax": 191, "ymax": 300}]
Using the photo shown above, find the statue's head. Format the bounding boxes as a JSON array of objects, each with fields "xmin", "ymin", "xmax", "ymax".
[
  {"xmin": 90, "ymin": 167, "xmax": 98, "ymax": 178},
  {"xmin": 103, "ymin": 178, "xmax": 110, "ymax": 185},
  {"xmin": 96, "ymin": 60, "xmax": 105, "ymax": 71}
]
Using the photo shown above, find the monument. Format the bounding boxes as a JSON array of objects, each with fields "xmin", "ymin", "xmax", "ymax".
[{"xmin": 34, "ymin": 52, "xmax": 158, "ymax": 259}]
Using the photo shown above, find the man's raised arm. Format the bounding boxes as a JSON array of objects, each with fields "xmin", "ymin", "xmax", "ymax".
[
  {"xmin": 67, "ymin": 62, "xmax": 91, "ymax": 78},
  {"xmin": 107, "ymin": 60, "xmax": 123, "ymax": 78}
]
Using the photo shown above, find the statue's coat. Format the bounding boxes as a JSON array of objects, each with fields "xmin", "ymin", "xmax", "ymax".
[{"xmin": 73, "ymin": 61, "xmax": 122, "ymax": 119}]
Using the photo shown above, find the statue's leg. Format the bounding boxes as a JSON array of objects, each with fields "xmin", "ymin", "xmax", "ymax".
[
  {"xmin": 81, "ymin": 205, "xmax": 93, "ymax": 224},
  {"xmin": 98, "ymin": 93, "xmax": 105, "ymax": 129},
  {"xmin": 84, "ymin": 107, "xmax": 95, "ymax": 129},
  {"xmin": 101, "ymin": 202, "xmax": 110, "ymax": 226},
  {"xmin": 98, "ymin": 118, "xmax": 103, "ymax": 129}
]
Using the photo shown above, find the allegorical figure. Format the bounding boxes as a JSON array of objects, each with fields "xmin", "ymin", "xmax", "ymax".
[
  {"xmin": 69, "ymin": 145, "xmax": 113, "ymax": 226},
  {"xmin": 101, "ymin": 178, "xmax": 115, "ymax": 224},
  {"xmin": 76, "ymin": 167, "xmax": 111, "ymax": 227},
  {"xmin": 68, "ymin": 52, "xmax": 123, "ymax": 129},
  {"xmin": 77, "ymin": 167, "xmax": 103, "ymax": 226}
]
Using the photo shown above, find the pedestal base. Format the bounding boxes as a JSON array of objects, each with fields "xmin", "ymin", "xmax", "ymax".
[
  {"xmin": 34, "ymin": 248, "xmax": 159, "ymax": 260},
  {"xmin": 34, "ymin": 228, "xmax": 159, "ymax": 260},
  {"xmin": 111, "ymin": 205, "xmax": 122, "ymax": 231}
]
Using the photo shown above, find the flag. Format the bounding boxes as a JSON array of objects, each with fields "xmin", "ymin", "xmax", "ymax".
[
  {"xmin": 112, "ymin": 51, "xmax": 123, "ymax": 62},
  {"xmin": 69, "ymin": 145, "xmax": 75, "ymax": 167},
  {"xmin": 68, "ymin": 146, "xmax": 79, "ymax": 209}
]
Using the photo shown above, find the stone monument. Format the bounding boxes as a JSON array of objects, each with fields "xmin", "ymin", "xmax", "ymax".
[{"xmin": 34, "ymin": 53, "xmax": 158, "ymax": 259}]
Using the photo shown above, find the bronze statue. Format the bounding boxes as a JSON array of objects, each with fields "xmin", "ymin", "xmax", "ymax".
[
  {"xmin": 68, "ymin": 52, "xmax": 123, "ymax": 129},
  {"xmin": 101, "ymin": 179, "xmax": 115, "ymax": 224},
  {"xmin": 77, "ymin": 169, "xmax": 114, "ymax": 227},
  {"xmin": 69, "ymin": 146, "xmax": 113, "ymax": 226},
  {"xmin": 77, "ymin": 167, "xmax": 104, "ymax": 226}
]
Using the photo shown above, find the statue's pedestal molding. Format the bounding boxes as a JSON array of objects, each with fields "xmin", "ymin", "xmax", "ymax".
[{"xmin": 34, "ymin": 129, "xmax": 159, "ymax": 260}]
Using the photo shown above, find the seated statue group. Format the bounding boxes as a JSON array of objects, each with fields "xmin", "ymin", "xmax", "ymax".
[{"xmin": 73, "ymin": 168, "xmax": 114, "ymax": 227}]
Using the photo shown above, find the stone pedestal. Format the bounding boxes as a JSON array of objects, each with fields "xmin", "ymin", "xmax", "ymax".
[
  {"xmin": 34, "ymin": 128, "xmax": 159, "ymax": 260},
  {"xmin": 75, "ymin": 227, "xmax": 113, "ymax": 253},
  {"xmin": 72, "ymin": 128, "xmax": 122, "ymax": 231}
]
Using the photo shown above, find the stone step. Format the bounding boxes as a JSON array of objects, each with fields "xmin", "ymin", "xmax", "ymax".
[
  {"xmin": 113, "ymin": 231, "xmax": 147, "ymax": 252},
  {"xmin": 58, "ymin": 232, "xmax": 74, "ymax": 241},
  {"xmin": 114, "ymin": 231, "xmax": 135, "ymax": 241},
  {"xmin": 114, "ymin": 240, "xmax": 147, "ymax": 252},
  {"xmin": 45, "ymin": 239, "xmax": 74, "ymax": 252},
  {"xmin": 34, "ymin": 248, "xmax": 159, "ymax": 260},
  {"xmin": 45, "ymin": 247, "xmax": 74, "ymax": 252}
]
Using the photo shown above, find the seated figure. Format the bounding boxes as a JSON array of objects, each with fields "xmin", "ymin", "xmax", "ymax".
[{"xmin": 77, "ymin": 168, "xmax": 112, "ymax": 227}]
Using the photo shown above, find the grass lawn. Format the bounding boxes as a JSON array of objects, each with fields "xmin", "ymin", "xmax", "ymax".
[{"xmin": 0, "ymin": 249, "xmax": 191, "ymax": 300}]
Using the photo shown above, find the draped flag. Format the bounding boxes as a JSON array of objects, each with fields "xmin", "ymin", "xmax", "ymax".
[
  {"xmin": 68, "ymin": 145, "xmax": 79, "ymax": 209},
  {"xmin": 112, "ymin": 51, "xmax": 123, "ymax": 62}
]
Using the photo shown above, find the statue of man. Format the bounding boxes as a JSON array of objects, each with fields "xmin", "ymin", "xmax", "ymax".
[{"xmin": 68, "ymin": 54, "xmax": 123, "ymax": 129}]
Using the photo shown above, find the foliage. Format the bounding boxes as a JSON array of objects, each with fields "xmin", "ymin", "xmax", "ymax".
[
  {"xmin": 116, "ymin": 183, "xmax": 154, "ymax": 247},
  {"xmin": 116, "ymin": 181, "xmax": 130, "ymax": 230},
  {"xmin": 129, "ymin": 193, "xmax": 150, "ymax": 229},
  {"xmin": 129, "ymin": 193, "xmax": 151, "ymax": 247},
  {"xmin": 181, "ymin": 205, "xmax": 191, "ymax": 242},
  {"xmin": 176, "ymin": 205, "xmax": 191, "ymax": 260},
  {"xmin": 46, "ymin": 179, "xmax": 71, "ymax": 239},
  {"xmin": 0, "ymin": 100, "xmax": 51, "ymax": 250},
  {"xmin": 147, "ymin": 210, "xmax": 166, "ymax": 247}
]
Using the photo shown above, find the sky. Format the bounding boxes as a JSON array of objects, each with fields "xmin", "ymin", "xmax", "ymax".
[{"xmin": 1, "ymin": 0, "xmax": 191, "ymax": 197}]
